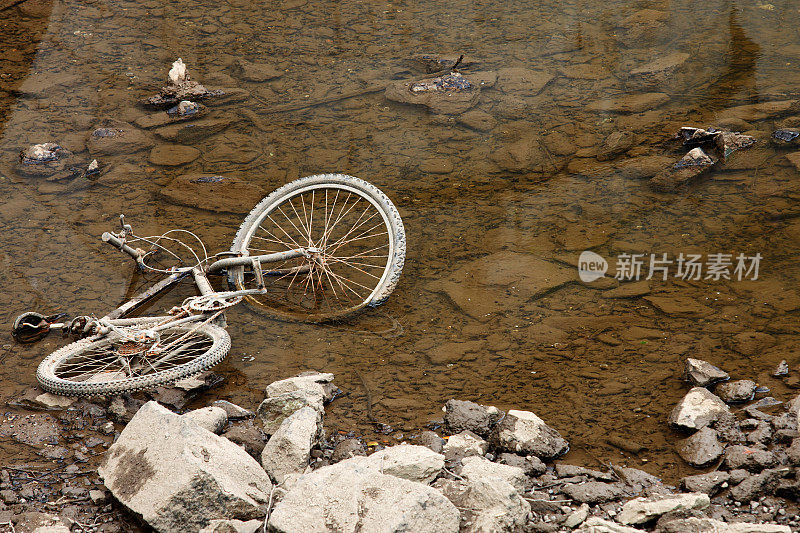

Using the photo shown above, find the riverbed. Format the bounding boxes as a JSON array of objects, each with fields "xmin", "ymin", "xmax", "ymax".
[{"xmin": 2, "ymin": 0, "xmax": 800, "ymax": 483}]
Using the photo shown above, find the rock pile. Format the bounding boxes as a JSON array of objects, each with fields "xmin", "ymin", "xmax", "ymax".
[{"xmin": 86, "ymin": 368, "xmax": 799, "ymax": 532}]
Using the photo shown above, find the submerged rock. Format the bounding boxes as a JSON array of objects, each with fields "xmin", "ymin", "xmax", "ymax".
[
  {"xmin": 155, "ymin": 119, "xmax": 234, "ymax": 144},
  {"xmin": 496, "ymin": 67, "xmax": 553, "ymax": 95},
  {"xmin": 98, "ymin": 401, "xmax": 272, "ymax": 532},
  {"xmin": 490, "ymin": 134, "xmax": 560, "ymax": 174},
  {"xmin": 716, "ymin": 100, "xmax": 799, "ymax": 122},
  {"xmin": 230, "ymin": 58, "xmax": 283, "ymax": 82},
  {"xmin": 772, "ymin": 128, "xmax": 800, "ymax": 146},
  {"xmin": 135, "ymin": 101, "xmax": 208, "ymax": 129},
  {"xmin": 457, "ymin": 109, "xmax": 497, "ymax": 132},
  {"xmin": 649, "ymin": 147, "xmax": 715, "ymax": 192},
  {"xmin": 587, "ymin": 92, "xmax": 669, "ymax": 114},
  {"xmin": 428, "ymin": 251, "xmax": 573, "ymax": 321},
  {"xmin": 613, "ymin": 155, "xmax": 675, "ymax": 180},
  {"xmin": 385, "ymin": 72, "xmax": 482, "ymax": 114},
  {"xmin": 408, "ymin": 53, "xmax": 472, "ymax": 74},
  {"xmin": 596, "ymin": 131, "xmax": 636, "ymax": 161},
  {"xmin": 148, "ymin": 144, "xmax": 201, "ymax": 166},
  {"xmin": 15, "ymin": 143, "xmax": 84, "ymax": 180},
  {"xmin": 627, "ymin": 52, "xmax": 690, "ymax": 89},
  {"xmin": 87, "ymin": 119, "xmax": 155, "ymax": 155}
]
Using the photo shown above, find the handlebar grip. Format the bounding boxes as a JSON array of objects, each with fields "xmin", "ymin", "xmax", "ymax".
[{"xmin": 102, "ymin": 232, "xmax": 143, "ymax": 265}]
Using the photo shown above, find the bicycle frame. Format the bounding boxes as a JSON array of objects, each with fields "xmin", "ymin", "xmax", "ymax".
[{"xmin": 99, "ymin": 229, "xmax": 312, "ymax": 323}]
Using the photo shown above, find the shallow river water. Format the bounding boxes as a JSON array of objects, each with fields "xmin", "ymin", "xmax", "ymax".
[{"xmin": 2, "ymin": 0, "xmax": 800, "ymax": 482}]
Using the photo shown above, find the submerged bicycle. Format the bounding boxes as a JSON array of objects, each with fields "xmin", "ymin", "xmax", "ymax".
[{"xmin": 12, "ymin": 174, "xmax": 406, "ymax": 396}]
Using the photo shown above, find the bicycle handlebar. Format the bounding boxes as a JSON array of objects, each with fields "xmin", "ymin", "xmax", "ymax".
[{"xmin": 102, "ymin": 232, "xmax": 145, "ymax": 267}]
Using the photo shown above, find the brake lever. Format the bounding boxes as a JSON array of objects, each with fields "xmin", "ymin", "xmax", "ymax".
[{"xmin": 119, "ymin": 214, "xmax": 133, "ymax": 237}]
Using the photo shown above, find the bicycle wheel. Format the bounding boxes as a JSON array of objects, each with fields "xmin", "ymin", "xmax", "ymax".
[
  {"xmin": 36, "ymin": 324, "xmax": 230, "ymax": 396},
  {"xmin": 229, "ymin": 174, "xmax": 406, "ymax": 322}
]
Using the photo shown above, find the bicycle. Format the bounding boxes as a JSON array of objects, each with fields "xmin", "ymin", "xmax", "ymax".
[{"xmin": 11, "ymin": 174, "xmax": 406, "ymax": 397}]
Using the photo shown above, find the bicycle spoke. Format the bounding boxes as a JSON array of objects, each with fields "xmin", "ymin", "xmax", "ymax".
[
  {"xmin": 235, "ymin": 180, "xmax": 400, "ymax": 320},
  {"xmin": 54, "ymin": 330, "xmax": 215, "ymax": 383}
]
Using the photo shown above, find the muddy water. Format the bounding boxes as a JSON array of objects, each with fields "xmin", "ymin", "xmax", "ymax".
[{"xmin": 2, "ymin": 0, "xmax": 800, "ymax": 482}]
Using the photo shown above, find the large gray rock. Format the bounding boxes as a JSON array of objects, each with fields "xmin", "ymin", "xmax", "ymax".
[
  {"xmin": 268, "ymin": 457, "xmax": 460, "ymax": 533},
  {"xmin": 788, "ymin": 438, "xmax": 800, "ymax": 464},
  {"xmin": 98, "ymin": 401, "xmax": 271, "ymax": 532},
  {"xmin": 365, "ymin": 444, "xmax": 444, "ymax": 484},
  {"xmin": 679, "ymin": 471, "xmax": 729, "ymax": 495},
  {"xmin": 13, "ymin": 512, "xmax": 71, "ymax": 533},
  {"xmin": 555, "ymin": 464, "xmax": 615, "ymax": 481},
  {"xmin": 668, "ymin": 387, "xmax": 729, "ymax": 431},
  {"xmin": 658, "ymin": 517, "xmax": 791, "ymax": 532},
  {"xmin": 683, "ymin": 358, "xmax": 729, "ymax": 387},
  {"xmin": 198, "ymin": 519, "xmax": 263, "ymax": 533},
  {"xmin": 261, "ymin": 406, "xmax": 322, "ymax": 483},
  {"xmin": 211, "ymin": 400, "xmax": 254, "ymax": 420},
  {"xmin": 443, "ymin": 430, "xmax": 488, "ymax": 463},
  {"xmin": 265, "ymin": 372, "xmax": 336, "ymax": 401},
  {"xmin": 716, "ymin": 380, "xmax": 757, "ymax": 403},
  {"xmin": 492, "ymin": 409, "xmax": 569, "ymax": 459},
  {"xmin": 730, "ymin": 468, "xmax": 785, "ymax": 502},
  {"xmin": 443, "ymin": 399, "xmax": 504, "ymax": 437},
  {"xmin": 561, "ymin": 482, "xmax": 625, "ymax": 504},
  {"xmin": 616, "ymin": 492, "xmax": 710, "ymax": 525},
  {"xmin": 459, "ymin": 455, "xmax": 526, "ymax": 492},
  {"xmin": 498, "ymin": 453, "xmax": 546, "ymax": 476},
  {"xmin": 257, "ymin": 390, "xmax": 323, "ymax": 434},
  {"xmin": 723, "ymin": 445, "xmax": 777, "ymax": 472},
  {"xmin": 418, "ymin": 430, "xmax": 445, "ymax": 454},
  {"xmin": 576, "ymin": 517, "xmax": 641, "ymax": 532},
  {"xmin": 184, "ymin": 406, "xmax": 228, "ymax": 434},
  {"xmin": 221, "ymin": 425, "xmax": 266, "ymax": 459},
  {"xmin": 563, "ymin": 503, "xmax": 590, "ymax": 528},
  {"xmin": 331, "ymin": 439, "xmax": 367, "ymax": 463},
  {"xmin": 435, "ymin": 477, "xmax": 530, "ymax": 533},
  {"xmin": 676, "ymin": 427, "xmax": 723, "ymax": 467}
]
